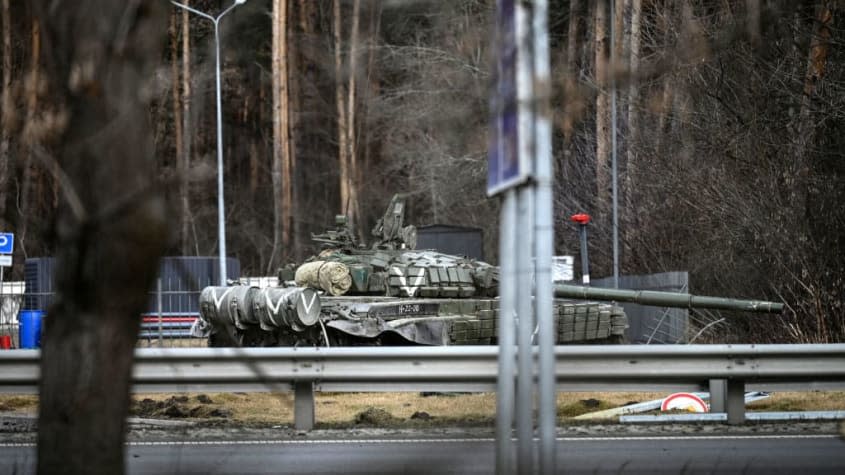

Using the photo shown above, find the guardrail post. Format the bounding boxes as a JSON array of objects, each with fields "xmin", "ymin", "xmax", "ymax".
[
  {"xmin": 726, "ymin": 379, "xmax": 745, "ymax": 425},
  {"xmin": 709, "ymin": 379, "xmax": 726, "ymax": 413},
  {"xmin": 294, "ymin": 381, "xmax": 315, "ymax": 430}
]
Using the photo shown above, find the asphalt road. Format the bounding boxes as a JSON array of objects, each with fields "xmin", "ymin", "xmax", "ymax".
[{"xmin": 2, "ymin": 434, "xmax": 844, "ymax": 474}]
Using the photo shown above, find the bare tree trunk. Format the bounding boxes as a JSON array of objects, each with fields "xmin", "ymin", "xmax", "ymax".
[
  {"xmin": 284, "ymin": 1, "xmax": 297, "ymax": 258},
  {"xmin": 745, "ymin": 0, "xmax": 761, "ymax": 47},
  {"xmin": 347, "ymin": 0, "xmax": 362, "ymax": 238},
  {"xmin": 654, "ymin": 2, "xmax": 675, "ymax": 160},
  {"xmin": 334, "ymin": 0, "xmax": 350, "ymax": 216},
  {"xmin": 287, "ymin": 2, "xmax": 302, "ymax": 260},
  {"xmin": 280, "ymin": 0, "xmax": 292, "ymax": 254},
  {"xmin": 34, "ymin": 2, "xmax": 168, "ymax": 474},
  {"xmin": 595, "ymin": 0, "xmax": 611, "ymax": 213},
  {"xmin": 625, "ymin": 0, "xmax": 641, "ymax": 215},
  {"xmin": 271, "ymin": 0, "xmax": 281, "ymax": 271},
  {"xmin": 0, "ymin": 0, "xmax": 12, "ymax": 228},
  {"xmin": 18, "ymin": 18, "xmax": 40, "ymax": 262},
  {"xmin": 361, "ymin": 2, "xmax": 382, "ymax": 201},
  {"xmin": 170, "ymin": 10, "xmax": 184, "ymax": 252},
  {"xmin": 795, "ymin": 1, "xmax": 833, "ymax": 178},
  {"xmin": 180, "ymin": 3, "xmax": 193, "ymax": 255},
  {"xmin": 270, "ymin": 0, "xmax": 292, "ymax": 273},
  {"xmin": 613, "ymin": 0, "xmax": 626, "ymax": 66},
  {"xmin": 561, "ymin": 0, "xmax": 581, "ymax": 161}
]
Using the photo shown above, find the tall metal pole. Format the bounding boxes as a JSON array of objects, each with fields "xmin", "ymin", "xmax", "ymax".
[
  {"xmin": 213, "ymin": 20, "xmax": 227, "ymax": 285},
  {"xmin": 514, "ymin": 2, "xmax": 535, "ymax": 473},
  {"xmin": 516, "ymin": 187, "xmax": 534, "ymax": 475},
  {"xmin": 495, "ymin": 190, "xmax": 517, "ymax": 475},
  {"xmin": 532, "ymin": 0, "xmax": 556, "ymax": 471},
  {"xmin": 171, "ymin": 0, "xmax": 246, "ymax": 285}
]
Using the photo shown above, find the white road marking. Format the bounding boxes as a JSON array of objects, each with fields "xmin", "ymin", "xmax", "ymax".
[{"xmin": 1, "ymin": 434, "xmax": 839, "ymax": 448}]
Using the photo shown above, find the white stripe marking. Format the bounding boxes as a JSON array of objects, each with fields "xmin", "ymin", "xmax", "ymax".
[
  {"xmin": 300, "ymin": 292, "xmax": 317, "ymax": 314},
  {"xmin": 265, "ymin": 292, "xmax": 285, "ymax": 315},
  {"xmin": 390, "ymin": 266, "xmax": 426, "ymax": 297},
  {"xmin": 0, "ymin": 434, "xmax": 838, "ymax": 449},
  {"xmin": 212, "ymin": 287, "xmax": 234, "ymax": 311}
]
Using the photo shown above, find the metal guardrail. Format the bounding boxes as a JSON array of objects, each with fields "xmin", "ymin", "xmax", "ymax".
[{"xmin": 2, "ymin": 344, "xmax": 845, "ymax": 429}]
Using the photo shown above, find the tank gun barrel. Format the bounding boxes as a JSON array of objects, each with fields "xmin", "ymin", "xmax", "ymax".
[{"xmin": 554, "ymin": 284, "xmax": 784, "ymax": 314}]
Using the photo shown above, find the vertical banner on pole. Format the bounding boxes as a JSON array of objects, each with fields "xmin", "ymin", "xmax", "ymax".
[{"xmin": 488, "ymin": 0, "xmax": 531, "ymax": 197}]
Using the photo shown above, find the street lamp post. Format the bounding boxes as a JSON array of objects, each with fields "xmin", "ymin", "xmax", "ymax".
[{"xmin": 171, "ymin": 0, "xmax": 247, "ymax": 285}]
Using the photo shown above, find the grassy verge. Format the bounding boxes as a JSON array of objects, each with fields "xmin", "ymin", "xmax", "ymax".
[
  {"xmin": 3, "ymin": 391, "xmax": 844, "ymax": 428},
  {"xmin": 135, "ymin": 338, "xmax": 207, "ymax": 348}
]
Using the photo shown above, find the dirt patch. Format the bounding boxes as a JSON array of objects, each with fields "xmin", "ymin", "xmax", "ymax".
[
  {"xmin": 354, "ymin": 407, "xmax": 398, "ymax": 426},
  {"xmin": 411, "ymin": 411, "xmax": 432, "ymax": 421},
  {"xmin": 130, "ymin": 396, "xmax": 230, "ymax": 420},
  {"xmin": 196, "ymin": 394, "xmax": 213, "ymax": 404}
]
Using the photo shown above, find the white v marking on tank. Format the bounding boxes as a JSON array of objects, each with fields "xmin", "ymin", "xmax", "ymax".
[
  {"xmin": 212, "ymin": 287, "xmax": 235, "ymax": 310},
  {"xmin": 391, "ymin": 266, "xmax": 426, "ymax": 297}
]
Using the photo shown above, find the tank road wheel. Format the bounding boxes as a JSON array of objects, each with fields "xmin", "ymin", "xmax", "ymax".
[
  {"xmin": 318, "ymin": 327, "xmax": 347, "ymax": 347},
  {"xmin": 208, "ymin": 330, "xmax": 238, "ymax": 348},
  {"xmin": 240, "ymin": 328, "xmax": 277, "ymax": 347}
]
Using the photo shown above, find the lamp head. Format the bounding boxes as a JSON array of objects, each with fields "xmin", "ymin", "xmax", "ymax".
[{"xmin": 235, "ymin": 0, "xmax": 246, "ymax": 4}]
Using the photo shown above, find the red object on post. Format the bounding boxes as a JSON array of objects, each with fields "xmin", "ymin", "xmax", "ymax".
[
  {"xmin": 570, "ymin": 213, "xmax": 591, "ymax": 225},
  {"xmin": 0, "ymin": 335, "xmax": 11, "ymax": 350}
]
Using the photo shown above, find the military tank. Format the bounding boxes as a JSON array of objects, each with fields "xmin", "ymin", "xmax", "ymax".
[{"xmin": 193, "ymin": 194, "xmax": 783, "ymax": 347}]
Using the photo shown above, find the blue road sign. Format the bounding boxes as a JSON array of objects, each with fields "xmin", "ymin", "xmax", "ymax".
[
  {"xmin": 487, "ymin": 0, "xmax": 531, "ymax": 196},
  {"xmin": 0, "ymin": 233, "xmax": 14, "ymax": 254}
]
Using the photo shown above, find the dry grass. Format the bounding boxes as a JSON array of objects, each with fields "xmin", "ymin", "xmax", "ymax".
[
  {"xmin": 135, "ymin": 338, "xmax": 207, "ymax": 348},
  {"xmin": 746, "ymin": 391, "xmax": 845, "ymax": 412},
  {"xmin": 2, "ymin": 391, "xmax": 844, "ymax": 427},
  {"xmin": 0, "ymin": 395, "xmax": 37, "ymax": 413}
]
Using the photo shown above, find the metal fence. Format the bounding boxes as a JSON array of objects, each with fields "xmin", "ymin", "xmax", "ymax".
[
  {"xmin": 1, "ymin": 276, "xmax": 285, "ymax": 348},
  {"xmin": 595, "ymin": 271, "xmax": 693, "ymax": 343},
  {"xmin": 14, "ymin": 257, "xmax": 246, "ymax": 348},
  {"xmin": 137, "ymin": 278, "xmax": 205, "ymax": 347},
  {"xmin": 0, "ymin": 282, "xmax": 24, "ymax": 348}
]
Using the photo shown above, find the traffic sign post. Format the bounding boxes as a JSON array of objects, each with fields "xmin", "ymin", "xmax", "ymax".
[
  {"xmin": 487, "ymin": 0, "xmax": 532, "ymax": 197},
  {"xmin": 492, "ymin": 1, "xmax": 555, "ymax": 473},
  {"xmin": 0, "ymin": 232, "xmax": 12, "ymax": 348},
  {"xmin": 0, "ymin": 233, "xmax": 13, "ymax": 255}
]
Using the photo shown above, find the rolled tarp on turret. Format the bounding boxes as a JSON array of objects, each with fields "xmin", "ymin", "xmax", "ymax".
[{"xmin": 295, "ymin": 260, "xmax": 352, "ymax": 296}]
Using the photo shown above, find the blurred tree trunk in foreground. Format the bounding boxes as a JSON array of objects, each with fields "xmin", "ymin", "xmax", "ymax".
[{"xmin": 34, "ymin": 1, "xmax": 168, "ymax": 474}]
